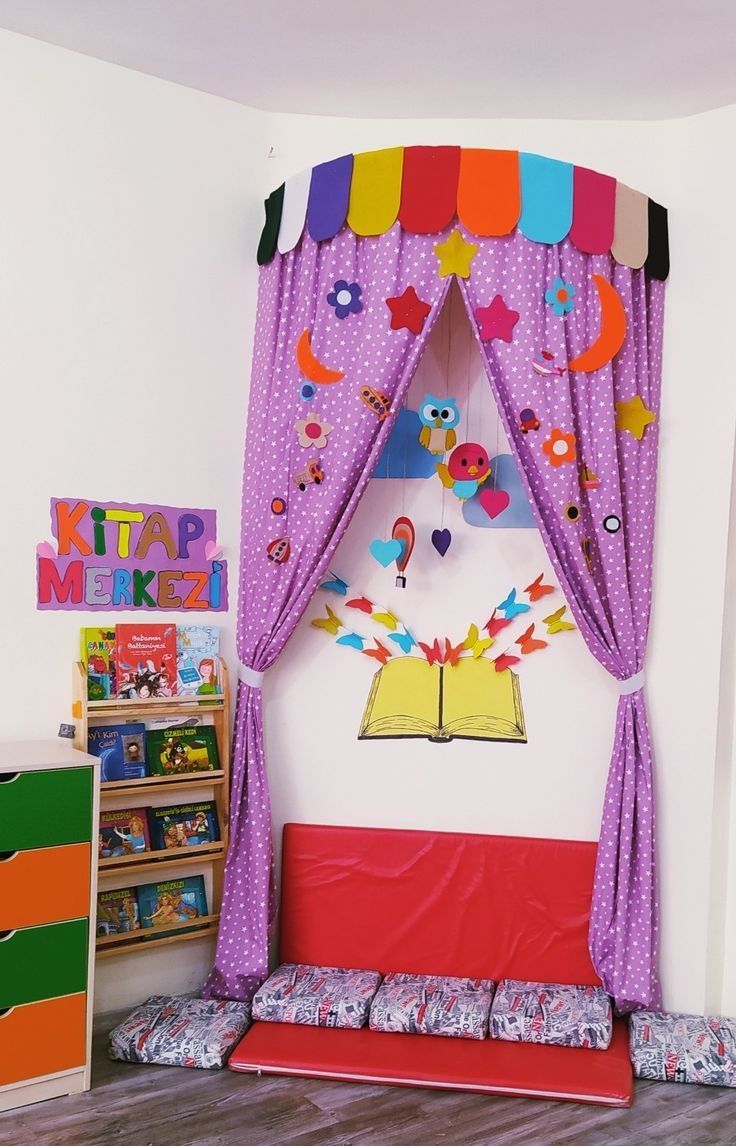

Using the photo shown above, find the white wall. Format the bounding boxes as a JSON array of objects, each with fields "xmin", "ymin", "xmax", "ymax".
[
  {"xmin": 1, "ymin": 27, "xmax": 735, "ymax": 1016},
  {"xmin": 0, "ymin": 29, "xmax": 265, "ymax": 1010}
]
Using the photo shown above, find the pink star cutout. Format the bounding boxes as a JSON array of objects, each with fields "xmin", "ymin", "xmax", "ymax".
[
  {"xmin": 475, "ymin": 295, "xmax": 520, "ymax": 343},
  {"xmin": 386, "ymin": 286, "xmax": 432, "ymax": 335}
]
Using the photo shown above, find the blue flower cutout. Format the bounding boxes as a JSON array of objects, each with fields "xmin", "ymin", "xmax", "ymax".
[
  {"xmin": 545, "ymin": 277, "xmax": 577, "ymax": 316},
  {"xmin": 327, "ymin": 280, "xmax": 362, "ymax": 320}
]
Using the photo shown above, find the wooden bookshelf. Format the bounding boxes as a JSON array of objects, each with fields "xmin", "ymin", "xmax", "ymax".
[{"xmin": 71, "ymin": 657, "xmax": 231, "ymax": 960}]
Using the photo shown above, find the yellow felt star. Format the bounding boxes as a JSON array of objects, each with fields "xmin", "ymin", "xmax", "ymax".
[
  {"xmin": 434, "ymin": 229, "xmax": 478, "ymax": 279},
  {"xmin": 615, "ymin": 395, "xmax": 656, "ymax": 440}
]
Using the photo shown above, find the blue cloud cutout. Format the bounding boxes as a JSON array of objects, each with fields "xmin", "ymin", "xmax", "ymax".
[
  {"xmin": 372, "ymin": 409, "xmax": 437, "ymax": 479},
  {"xmin": 462, "ymin": 453, "xmax": 536, "ymax": 528}
]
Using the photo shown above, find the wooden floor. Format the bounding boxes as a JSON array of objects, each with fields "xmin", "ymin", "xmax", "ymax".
[{"xmin": 1, "ymin": 1012, "xmax": 735, "ymax": 1145}]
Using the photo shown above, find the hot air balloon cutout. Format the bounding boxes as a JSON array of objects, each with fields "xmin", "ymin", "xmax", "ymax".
[{"xmin": 313, "ymin": 572, "xmax": 574, "ymax": 743}]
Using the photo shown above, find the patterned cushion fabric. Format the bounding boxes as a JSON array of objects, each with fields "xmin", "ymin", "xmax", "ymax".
[
  {"xmin": 369, "ymin": 972, "xmax": 495, "ymax": 1040},
  {"xmin": 109, "ymin": 994, "xmax": 251, "ymax": 1069},
  {"xmin": 490, "ymin": 980, "xmax": 613, "ymax": 1050},
  {"xmin": 252, "ymin": 964, "xmax": 382, "ymax": 1029},
  {"xmin": 630, "ymin": 1011, "xmax": 736, "ymax": 1087}
]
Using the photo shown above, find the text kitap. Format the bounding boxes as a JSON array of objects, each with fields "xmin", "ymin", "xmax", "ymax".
[{"xmin": 36, "ymin": 498, "xmax": 228, "ymax": 612}]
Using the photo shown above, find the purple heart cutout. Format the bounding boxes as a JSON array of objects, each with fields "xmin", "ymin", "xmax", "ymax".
[{"xmin": 431, "ymin": 528, "xmax": 452, "ymax": 557}]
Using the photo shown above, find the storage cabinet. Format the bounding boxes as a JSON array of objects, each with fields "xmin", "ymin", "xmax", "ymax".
[{"xmin": 0, "ymin": 742, "xmax": 99, "ymax": 1115}]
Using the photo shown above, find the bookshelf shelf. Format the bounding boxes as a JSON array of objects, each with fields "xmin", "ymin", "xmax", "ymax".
[
  {"xmin": 100, "ymin": 770, "xmax": 225, "ymax": 800},
  {"xmin": 98, "ymin": 842, "xmax": 226, "ymax": 871},
  {"xmin": 72, "ymin": 657, "xmax": 231, "ymax": 959},
  {"xmin": 96, "ymin": 914, "xmax": 221, "ymax": 958}
]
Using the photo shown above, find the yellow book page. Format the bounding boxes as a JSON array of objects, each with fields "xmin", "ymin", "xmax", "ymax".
[
  {"xmin": 441, "ymin": 658, "xmax": 526, "ymax": 741},
  {"xmin": 359, "ymin": 657, "xmax": 440, "ymax": 738}
]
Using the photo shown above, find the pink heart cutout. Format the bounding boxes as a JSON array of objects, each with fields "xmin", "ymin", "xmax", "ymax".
[
  {"xmin": 478, "ymin": 488, "xmax": 510, "ymax": 520},
  {"xmin": 36, "ymin": 541, "xmax": 56, "ymax": 559},
  {"xmin": 204, "ymin": 541, "xmax": 222, "ymax": 560}
]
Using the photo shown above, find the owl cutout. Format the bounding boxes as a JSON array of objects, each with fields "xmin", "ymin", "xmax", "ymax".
[{"xmin": 418, "ymin": 395, "xmax": 461, "ymax": 455}]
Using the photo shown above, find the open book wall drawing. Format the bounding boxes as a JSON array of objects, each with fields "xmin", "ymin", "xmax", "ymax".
[{"xmin": 359, "ymin": 656, "xmax": 526, "ymax": 743}]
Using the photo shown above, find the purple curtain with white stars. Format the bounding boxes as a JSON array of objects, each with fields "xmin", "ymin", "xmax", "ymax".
[{"xmin": 207, "ymin": 225, "xmax": 664, "ymax": 1013}]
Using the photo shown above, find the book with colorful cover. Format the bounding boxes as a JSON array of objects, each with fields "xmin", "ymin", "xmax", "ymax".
[
  {"xmin": 137, "ymin": 875, "xmax": 208, "ymax": 930},
  {"xmin": 176, "ymin": 626, "xmax": 220, "ymax": 695},
  {"xmin": 96, "ymin": 887, "xmax": 140, "ymax": 936},
  {"xmin": 115, "ymin": 624, "xmax": 177, "ymax": 699},
  {"xmin": 147, "ymin": 801, "xmax": 220, "ymax": 851},
  {"xmin": 81, "ymin": 626, "xmax": 117, "ymax": 700},
  {"xmin": 87, "ymin": 722, "xmax": 147, "ymax": 781},
  {"xmin": 145, "ymin": 725, "xmax": 220, "ymax": 776},
  {"xmin": 99, "ymin": 807, "xmax": 151, "ymax": 858}
]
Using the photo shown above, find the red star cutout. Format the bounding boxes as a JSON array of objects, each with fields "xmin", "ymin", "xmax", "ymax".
[
  {"xmin": 386, "ymin": 286, "xmax": 432, "ymax": 335},
  {"xmin": 475, "ymin": 295, "xmax": 520, "ymax": 343}
]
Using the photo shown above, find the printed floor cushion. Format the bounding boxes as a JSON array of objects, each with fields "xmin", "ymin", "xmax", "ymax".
[
  {"xmin": 490, "ymin": 979, "xmax": 613, "ymax": 1050},
  {"xmin": 369, "ymin": 972, "xmax": 495, "ymax": 1040},
  {"xmin": 252, "ymin": 964, "xmax": 382, "ymax": 1030},
  {"xmin": 109, "ymin": 994, "xmax": 251, "ymax": 1069},
  {"xmin": 630, "ymin": 1011, "xmax": 736, "ymax": 1087}
]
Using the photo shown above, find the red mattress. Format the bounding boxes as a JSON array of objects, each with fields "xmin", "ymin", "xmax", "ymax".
[{"xmin": 228, "ymin": 823, "xmax": 632, "ymax": 1106}]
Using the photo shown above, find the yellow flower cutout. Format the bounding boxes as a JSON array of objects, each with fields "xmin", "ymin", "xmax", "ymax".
[{"xmin": 295, "ymin": 416, "xmax": 332, "ymax": 449}]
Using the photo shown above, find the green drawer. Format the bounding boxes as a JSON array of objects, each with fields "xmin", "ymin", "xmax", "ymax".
[
  {"xmin": 0, "ymin": 918, "xmax": 88, "ymax": 1008},
  {"xmin": 0, "ymin": 767, "xmax": 92, "ymax": 851}
]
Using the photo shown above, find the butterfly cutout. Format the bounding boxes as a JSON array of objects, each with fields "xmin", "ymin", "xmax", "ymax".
[
  {"xmin": 362, "ymin": 638, "xmax": 392, "ymax": 665},
  {"xmin": 346, "ymin": 596, "xmax": 373, "ymax": 614},
  {"xmin": 336, "ymin": 632, "xmax": 365, "ymax": 650},
  {"xmin": 484, "ymin": 609, "xmax": 513, "ymax": 638},
  {"xmin": 444, "ymin": 637, "xmax": 464, "ymax": 667},
  {"xmin": 321, "ymin": 573, "xmax": 348, "ymax": 595},
  {"xmin": 498, "ymin": 588, "xmax": 531, "ymax": 620},
  {"xmin": 419, "ymin": 638, "xmax": 442, "ymax": 666},
  {"xmin": 525, "ymin": 573, "xmax": 555, "ymax": 603},
  {"xmin": 310, "ymin": 605, "xmax": 343, "ymax": 635},
  {"xmin": 494, "ymin": 652, "xmax": 521, "ymax": 672},
  {"xmin": 373, "ymin": 610, "xmax": 398, "ymax": 631},
  {"xmin": 543, "ymin": 606, "xmax": 576, "ymax": 635},
  {"xmin": 462, "ymin": 623, "xmax": 494, "ymax": 659},
  {"xmin": 389, "ymin": 630, "xmax": 416, "ymax": 654},
  {"xmin": 516, "ymin": 623, "xmax": 548, "ymax": 655}
]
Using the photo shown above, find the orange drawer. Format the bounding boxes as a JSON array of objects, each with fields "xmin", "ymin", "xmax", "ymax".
[
  {"xmin": 0, "ymin": 844, "xmax": 90, "ymax": 930},
  {"xmin": 0, "ymin": 993, "xmax": 86, "ymax": 1087}
]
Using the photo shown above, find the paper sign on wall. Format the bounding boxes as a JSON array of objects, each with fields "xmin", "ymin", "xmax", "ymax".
[{"xmin": 36, "ymin": 498, "xmax": 228, "ymax": 612}]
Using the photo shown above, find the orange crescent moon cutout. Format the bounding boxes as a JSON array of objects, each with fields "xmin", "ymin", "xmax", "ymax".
[
  {"xmin": 295, "ymin": 329, "xmax": 345, "ymax": 384},
  {"xmin": 568, "ymin": 274, "xmax": 627, "ymax": 373}
]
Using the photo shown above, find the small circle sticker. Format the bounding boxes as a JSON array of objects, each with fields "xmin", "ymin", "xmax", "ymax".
[
  {"xmin": 271, "ymin": 497, "xmax": 287, "ymax": 516},
  {"xmin": 564, "ymin": 502, "xmax": 580, "ymax": 523},
  {"xmin": 603, "ymin": 514, "xmax": 621, "ymax": 534}
]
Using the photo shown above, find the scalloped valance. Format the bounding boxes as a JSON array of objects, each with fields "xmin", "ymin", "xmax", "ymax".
[{"xmin": 257, "ymin": 147, "xmax": 669, "ymax": 280}]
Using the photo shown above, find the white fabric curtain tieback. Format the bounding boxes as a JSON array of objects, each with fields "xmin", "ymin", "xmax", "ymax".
[
  {"xmin": 618, "ymin": 670, "xmax": 645, "ymax": 695},
  {"xmin": 239, "ymin": 664, "xmax": 265, "ymax": 688}
]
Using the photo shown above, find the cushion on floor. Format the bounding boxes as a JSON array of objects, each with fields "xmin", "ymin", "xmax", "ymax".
[
  {"xmin": 252, "ymin": 964, "xmax": 381, "ymax": 1030},
  {"xmin": 109, "ymin": 994, "xmax": 251, "ymax": 1069},
  {"xmin": 370, "ymin": 972, "xmax": 494, "ymax": 1040},
  {"xmin": 490, "ymin": 980, "xmax": 613, "ymax": 1050},
  {"xmin": 630, "ymin": 1011, "xmax": 736, "ymax": 1087}
]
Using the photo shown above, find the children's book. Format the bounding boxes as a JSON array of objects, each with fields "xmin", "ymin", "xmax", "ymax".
[
  {"xmin": 147, "ymin": 801, "xmax": 220, "ymax": 851},
  {"xmin": 96, "ymin": 887, "xmax": 140, "ymax": 936},
  {"xmin": 81, "ymin": 627, "xmax": 117, "ymax": 700},
  {"xmin": 87, "ymin": 722, "xmax": 148, "ymax": 781},
  {"xmin": 99, "ymin": 807, "xmax": 150, "ymax": 858},
  {"xmin": 115, "ymin": 624, "xmax": 177, "ymax": 699},
  {"xmin": 176, "ymin": 626, "xmax": 220, "ymax": 695},
  {"xmin": 138, "ymin": 875, "xmax": 208, "ymax": 930},
  {"xmin": 358, "ymin": 656, "xmax": 527, "ymax": 743},
  {"xmin": 145, "ymin": 725, "xmax": 220, "ymax": 776}
]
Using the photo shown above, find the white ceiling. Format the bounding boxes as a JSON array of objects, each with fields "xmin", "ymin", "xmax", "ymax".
[{"xmin": 0, "ymin": 0, "xmax": 734, "ymax": 121}]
